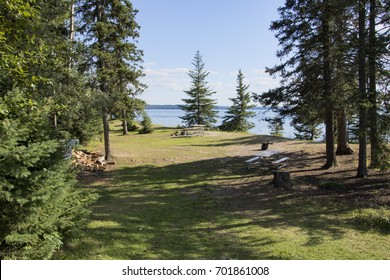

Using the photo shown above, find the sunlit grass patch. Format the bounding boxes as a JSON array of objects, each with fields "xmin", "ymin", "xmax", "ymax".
[
  {"xmin": 88, "ymin": 220, "xmax": 123, "ymax": 229},
  {"xmin": 56, "ymin": 123, "xmax": 390, "ymax": 260}
]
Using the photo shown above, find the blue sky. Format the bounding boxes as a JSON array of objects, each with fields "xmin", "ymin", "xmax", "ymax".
[{"xmin": 132, "ymin": 0, "xmax": 285, "ymax": 105}]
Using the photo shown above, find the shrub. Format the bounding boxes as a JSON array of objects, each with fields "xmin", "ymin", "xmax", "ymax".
[{"xmin": 139, "ymin": 113, "xmax": 153, "ymax": 134}]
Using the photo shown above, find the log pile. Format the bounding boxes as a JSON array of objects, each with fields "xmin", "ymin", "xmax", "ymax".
[{"xmin": 71, "ymin": 150, "xmax": 116, "ymax": 172}]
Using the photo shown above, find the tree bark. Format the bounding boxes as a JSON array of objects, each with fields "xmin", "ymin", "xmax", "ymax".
[
  {"xmin": 102, "ymin": 111, "xmax": 111, "ymax": 160},
  {"xmin": 368, "ymin": 0, "xmax": 379, "ymax": 167},
  {"xmin": 54, "ymin": 113, "xmax": 58, "ymax": 129},
  {"xmin": 322, "ymin": 5, "xmax": 337, "ymax": 169},
  {"xmin": 122, "ymin": 109, "xmax": 128, "ymax": 135},
  {"xmin": 68, "ymin": 0, "xmax": 75, "ymax": 69},
  {"xmin": 336, "ymin": 108, "xmax": 354, "ymax": 155},
  {"xmin": 357, "ymin": 0, "xmax": 368, "ymax": 178},
  {"xmin": 273, "ymin": 171, "xmax": 292, "ymax": 190}
]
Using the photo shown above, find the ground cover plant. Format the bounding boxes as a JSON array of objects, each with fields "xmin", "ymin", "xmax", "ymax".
[{"xmin": 56, "ymin": 123, "xmax": 390, "ymax": 260}]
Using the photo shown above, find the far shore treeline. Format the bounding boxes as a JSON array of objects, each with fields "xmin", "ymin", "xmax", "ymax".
[{"xmin": 146, "ymin": 105, "xmax": 268, "ymax": 110}]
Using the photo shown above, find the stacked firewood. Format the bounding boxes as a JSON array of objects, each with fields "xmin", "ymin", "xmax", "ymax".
[{"xmin": 71, "ymin": 150, "xmax": 116, "ymax": 172}]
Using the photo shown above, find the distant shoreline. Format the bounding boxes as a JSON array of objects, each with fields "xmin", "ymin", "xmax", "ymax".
[{"xmin": 146, "ymin": 104, "xmax": 268, "ymax": 110}]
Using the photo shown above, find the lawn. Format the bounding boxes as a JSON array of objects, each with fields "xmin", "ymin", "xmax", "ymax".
[{"xmin": 55, "ymin": 124, "xmax": 390, "ymax": 260}]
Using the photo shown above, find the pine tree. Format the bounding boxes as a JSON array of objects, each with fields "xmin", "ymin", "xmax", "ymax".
[
  {"xmin": 78, "ymin": 0, "xmax": 144, "ymax": 160},
  {"xmin": 220, "ymin": 70, "xmax": 256, "ymax": 132},
  {"xmin": 367, "ymin": 0, "xmax": 390, "ymax": 168},
  {"xmin": 180, "ymin": 51, "xmax": 217, "ymax": 127},
  {"xmin": 254, "ymin": 0, "xmax": 362, "ymax": 168},
  {"xmin": 356, "ymin": 0, "xmax": 369, "ymax": 178},
  {"xmin": 292, "ymin": 108, "xmax": 322, "ymax": 140},
  {"xmin": 265, "ymin": 115, "xmax": 284, "ymax": 137}
]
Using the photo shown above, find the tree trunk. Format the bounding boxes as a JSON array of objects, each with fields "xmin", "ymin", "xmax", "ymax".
[
  {"xmin": 54, "ymin": 113, "xmax": 58, "ymax": 129},
  {"xmin": 357, "ymin": 0, "xmax": 368, "ymax": 178},
  {"xmin": 368, "ymin": 0, "xmax": 379, "ymax": 168},
  {"xmin": 122, "ymin": 109, "xmax": 128, "ymax": 135},
  {"xmin": 102, "ymin": 111, "xmax": 111, "ymax": 161},
  {"xmin": 68, "ymin": 0, "xmax": 75, "ymax": 69},
  {"xmin": 336, "ymin": 108, "xmax": 354, "ymax": 155},
  {"xmin": 69, "ymin": 1, "xmax": 75, "ymax": 42},
  {"xmin": 322, "ymin": 6, "xmax": 337, "ymax": 169},
  {"xmin": 273, "ymin": 171, "xmax": 292, "ymax": 190}
]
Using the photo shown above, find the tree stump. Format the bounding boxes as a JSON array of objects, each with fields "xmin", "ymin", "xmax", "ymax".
[
  {"xmin": 261, "ymin": 139, "xmax": 274, "ymax": 150},
  {"xmin": 273, "ymin": 171, "xmax": 291, "ymax": 190},
  {"xmin": 261, "ymin": 143, "xmax": 269, "ymax": 150}
]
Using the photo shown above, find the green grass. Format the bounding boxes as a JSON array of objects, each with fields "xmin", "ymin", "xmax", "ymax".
[{"xmin": 55, "ymin": 124, "xmax": 390, "ymax": 260}]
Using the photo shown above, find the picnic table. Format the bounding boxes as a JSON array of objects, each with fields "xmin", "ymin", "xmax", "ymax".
[
  {"xmin": 245, "ymin": 150, "xmax": 289, "ymax": 170},
  {"xmin": 171, "ymin": 125, "xmax": 206, "ymax": 137}
]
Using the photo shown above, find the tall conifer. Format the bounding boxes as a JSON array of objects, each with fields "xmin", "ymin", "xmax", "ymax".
[
  {"xmin": 220, "ymin": 70, "xmax": 256, "ymax": 132},
  {"xmin": 78, "ymin": 0, "xmax": 144, "ymax": 160},
  {"xmin": 180, "ymin": 51, "xmax": 217, "ymax": 127}
]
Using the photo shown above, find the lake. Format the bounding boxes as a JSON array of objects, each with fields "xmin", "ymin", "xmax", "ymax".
[{"xmin": 145, "ymin": 107, "xmax": 298, "ymax": 138}]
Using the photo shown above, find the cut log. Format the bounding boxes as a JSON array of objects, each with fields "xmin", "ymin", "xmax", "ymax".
[
  {"xmin": 71, "ymin": 149, "xmax": 109, "ymax": 172},
  {"xmin": 96, "ymin": 156, "xmax": 106, "ymax": 165},
  {"xmin": 273, "ymin": 171, "xmax": 292, "ymax": 190}
]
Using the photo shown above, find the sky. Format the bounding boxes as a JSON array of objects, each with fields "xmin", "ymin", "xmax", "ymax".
[{"xmin": 131, "ymin": 0, "xmax": 285, "ymax": 106}]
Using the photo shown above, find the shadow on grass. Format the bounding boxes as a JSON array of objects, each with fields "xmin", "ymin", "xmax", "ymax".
[
  {"xmin": 57, "ymin": 150, "xmax": 387, "ymax": 260},
  {"xmin": 189, "ymin": 134, "xmax": 290, "ymax": 148}
]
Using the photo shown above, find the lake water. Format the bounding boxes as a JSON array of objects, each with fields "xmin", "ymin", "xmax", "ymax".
[{"xmin": 145, "ymin": 108, "xmax": 297, "ymax": 138}]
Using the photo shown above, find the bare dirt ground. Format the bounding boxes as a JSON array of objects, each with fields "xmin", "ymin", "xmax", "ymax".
[{"xmin": 248, "ymin": 139, "xmax": 390, "ymax": 208}]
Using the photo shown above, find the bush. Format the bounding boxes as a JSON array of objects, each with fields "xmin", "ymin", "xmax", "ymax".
[
  {"xmin": 127, "ymin": 120, "xmax": 140, "ymax": 132},
  {"xmin": 139, "ymin": 113, "xmax": 153, "ymax": 134}
]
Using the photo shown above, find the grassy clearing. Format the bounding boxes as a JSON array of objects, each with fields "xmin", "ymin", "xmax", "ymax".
[{"xmin": 56, "ymin": 124, "xmax": 390, "ymax": 260}]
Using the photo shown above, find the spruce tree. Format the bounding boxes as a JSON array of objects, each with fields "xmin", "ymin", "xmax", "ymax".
[
  {"xmin": 139, "ymin": 112, "xmax": 154, "ymax": 134},
  {"xmin": 356, "ymin": 0, "xmax": 369, "ymax": 178},
  {"xmin": 0, "ymin": 0, "xmax": 97, "ymax": 259},
  {"xmin": 180, "ymin": 51, "xmax": 217, "ymax": 127},
  {"xmin": 292, "ymin": 108, "xmax": 322, "ymax": 140},
  {"xmin": 265, "ymin": 115, "xmax": 284, "ymax": 137},
  {"xmin": 220, "ymin": 70, "xmax": 256, "ymax": 132},
  {"xmin": 0, "ymin": 89, "xmax": 97, "ymax": 259},
  {"xmin": 78, "ymin": 0, "xmax": 144, "ymax": 160},
  {"xmin": 255, "ymin": 0, "xmax": 360, "ymax": 168}
]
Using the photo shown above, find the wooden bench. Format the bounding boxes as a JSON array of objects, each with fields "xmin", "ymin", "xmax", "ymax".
[
  {"xmin": 271, "ymin": 157, "xmax": 289, "ymax": 169},
  {"xmin": 245, "ymin": 156, "xmax": 260, "ymax": 170}
]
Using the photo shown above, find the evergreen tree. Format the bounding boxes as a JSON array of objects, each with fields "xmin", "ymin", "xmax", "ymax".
[
  {"xmin": 78, "ymin": 0, "xmax": 144, "ymax": 160},
  {"xmin": 367, "ymin": 0, "xmax": 390, "ymax": 168},
  {"xmin": 356, "ymin": 0, "xmax": 369, "ymax": 178},
  {"xmin": 292, "ymin": 108, "xmax": 322, "ymax": 140},
  {"xmin": 265, "ymin": 115, "xmax": 284, "ymax": 137},
  {"xmin": 254, "ymin": 0, "xmax": 363, "ymax": 168},
  {"xmin": 180, "ymin": 51, "xmax": 217, "ymax": 127},
  {"xmin": 0, "ymin": 0, "xmax": 97, "ymax": 259},
  {"xmin": 139, "ymin": 112, "xmax": 154, "ymax": 134},
  {"xmin": 0, "ymin": 0, "xmax": 44, "ymax": 93},
  {"xmin": 220, "ymin": 70, "xmax": 256, "ymax": 132},
  {"xmin": 0, "ymin": 89, "xmax": 97, "ymax": 259}
]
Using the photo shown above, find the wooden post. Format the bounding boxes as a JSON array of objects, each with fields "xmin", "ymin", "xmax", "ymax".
[{"xmin": 273, "ymin": 171, "xmax": 291, "ymax": 190}]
